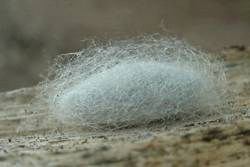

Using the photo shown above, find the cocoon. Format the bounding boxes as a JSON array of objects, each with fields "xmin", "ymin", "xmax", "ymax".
[{"xmin": 42, "ymin": 36, "xmax": 228, "ymax": 128}]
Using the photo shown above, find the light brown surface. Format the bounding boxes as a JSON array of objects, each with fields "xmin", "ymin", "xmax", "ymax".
[{"xmin": 0, "ymin": 47, "xmax": 250, "ymax": 166}]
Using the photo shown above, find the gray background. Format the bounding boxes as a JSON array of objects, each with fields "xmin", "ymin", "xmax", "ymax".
[{"xmin": 0, "ymin": 0, "xmax": 250, "ymax": 91}]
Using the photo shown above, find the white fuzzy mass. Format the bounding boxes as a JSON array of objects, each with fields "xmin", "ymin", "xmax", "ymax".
[{"xmin": 42, "ymin": 36, "xmax": 228, "ymax": 128}]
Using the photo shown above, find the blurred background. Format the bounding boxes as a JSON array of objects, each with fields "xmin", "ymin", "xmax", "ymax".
[{"xmin": 0, "ymin": 0, "xmax": 250, "ymax": 91}]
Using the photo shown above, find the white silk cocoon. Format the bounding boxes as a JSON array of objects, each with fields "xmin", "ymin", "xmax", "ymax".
[{"xmin": 42, "ymin": 36, "xmax": 228, "ymax": 128}]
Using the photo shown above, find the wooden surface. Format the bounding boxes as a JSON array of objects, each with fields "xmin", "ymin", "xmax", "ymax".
[{"xmin": 0, "ymin": 47, "xmax": 250, "ymax": 167}]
